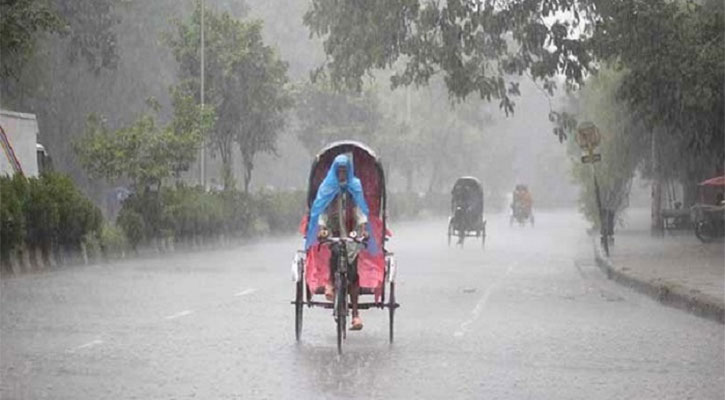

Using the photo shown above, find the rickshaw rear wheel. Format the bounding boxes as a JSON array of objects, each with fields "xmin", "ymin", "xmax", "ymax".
[
  {"xmin": 447, "ymin": 220, "xmax": 454, "ymax": 246},
  {"xmin": 294, "ymin": 279, "xmax": 304, "ymax": 342},
  {"xmin": 388, "ymin": 282, "xmax": 396, "ymax": 344}
]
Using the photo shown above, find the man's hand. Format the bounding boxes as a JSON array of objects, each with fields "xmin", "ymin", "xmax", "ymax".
[{"xmin": 360, "ymin": 224, "xmax": 369, "ymax": 239}]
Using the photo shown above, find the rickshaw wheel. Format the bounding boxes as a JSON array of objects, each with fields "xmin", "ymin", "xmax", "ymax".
[
  {"xmin": 695, "ymin": 221, "xmax": 715, "ymax": 243},
  {"xmin": 447, "ymin": 220, "xmax": 454, "ymax": 246},
  {"xmin": 294, "ymin": 279, "xmax": 304, "ymax": 342},
  {"xmin": 335, "ymin": 282, "xmax": 347, "ymax": 355},
  {"xmin": 388, "ymin": 282, "xmax": 396, "ymax": 344}
]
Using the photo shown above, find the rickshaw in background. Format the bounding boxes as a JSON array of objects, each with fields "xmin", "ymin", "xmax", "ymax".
[
  {"xmin": 691, "ymin": 175, "xmax": 725, "ymax": 243},
  {"xmin": 511, "ymin": 184, "xmax": 534, "ymax": 227},
  {"xmin": 447, "ymin": 177, "xmax": 486, "ymax": 248},
  {"xmin": 291, "ymin": 141, "xmax": 399, "ymax": 354}
]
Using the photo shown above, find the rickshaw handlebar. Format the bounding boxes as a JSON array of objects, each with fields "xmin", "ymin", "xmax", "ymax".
[{"xmin": 317, "ymin": 235, "xmax": 368, "ymax": 246}]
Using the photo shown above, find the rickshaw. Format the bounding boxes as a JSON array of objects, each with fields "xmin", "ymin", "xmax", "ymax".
[
  {"xmin": 291, "ymin": 141, "xmax": 399, "ymax": 354},
  {"xmin": 691, "ymin": 175, "xmax": 725, "ymax": 243},
  {"xmin": 447, "ymin": 176, "xmax": 486, "ymax": 248},
  {"xmin": 510, "ymin": 184, "xmax": 535, "ymax": 227}
]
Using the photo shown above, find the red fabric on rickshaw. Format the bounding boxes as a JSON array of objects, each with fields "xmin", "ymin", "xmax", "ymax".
[{"xmin": 303, "ymin": 216, "xmax": 386, "ymax": 294}]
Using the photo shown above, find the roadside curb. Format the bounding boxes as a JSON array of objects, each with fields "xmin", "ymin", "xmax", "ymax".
[{"xmin": 592, "ymin": 238, "xmax": 724, "ymax": 324}]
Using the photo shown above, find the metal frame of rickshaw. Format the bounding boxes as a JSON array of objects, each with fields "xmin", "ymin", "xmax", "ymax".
[
  {"xmin": 447, "ymin": 176, "xmax": 487, "ymax": 248},
  {"xmin": 291, "ymin": 141, "xmax": 399, "ymax": 352}
]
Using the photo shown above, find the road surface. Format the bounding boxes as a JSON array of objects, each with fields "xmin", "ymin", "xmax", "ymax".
[{"xmin": 2, "ymin": 210, "xmax": 723, "ymax": 399}]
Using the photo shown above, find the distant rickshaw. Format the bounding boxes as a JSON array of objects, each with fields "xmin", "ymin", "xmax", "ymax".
[
  {"xmin": 510, "ymin": 184, "xmax": 534, "ymax": 227},
  {"xmin": 447, "ymin": 177, "xmax": 486, "ymax": 248},
  {"xmin": 691, "ymin": 175, "xmax": 725, "ymax": 243}
]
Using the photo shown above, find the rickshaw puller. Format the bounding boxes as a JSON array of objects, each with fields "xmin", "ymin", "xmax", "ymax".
[{"xmin": 306, "ymin": 154, "xmax": 373, "ymax": 331}]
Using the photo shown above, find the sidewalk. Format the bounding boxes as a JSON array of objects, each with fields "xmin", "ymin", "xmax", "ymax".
[{"xmin": 594, "ymin": 208, "xmax": 724, "ymax": 323}]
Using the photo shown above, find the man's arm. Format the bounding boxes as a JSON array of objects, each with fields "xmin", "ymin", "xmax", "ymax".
[{"xmin": 354, "ymin": 206, "xmax": 368, "ymax": 237}]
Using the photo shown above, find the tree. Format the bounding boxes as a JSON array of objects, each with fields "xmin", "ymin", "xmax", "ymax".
[
  {"xmin": 74, "ymin": 95, "xmax": 212, "ymax": 191},
  {"xmin": 294, "ymin": 79, "xmax": 382, "ymax": 155},
  {"xmin": 166, "ymin": 2, "xmax": 292, "ymax": 192},
  {"xmin": 303, "ymin": 0, "xmax": 596, "ymax": 115},
  {"xmin": 304, "ymin": 0, "xmax": 723, "ymax": 163},
  {"xmin": 593, "ymin": 0, "xmax": 724, "ymax": 178},
  {"xmin": 567, "ymin": 69, "xmax": 648, "ymax": 227},
  {"xmin": 0, "ymin": 0, "xmax": 118, "ymax": 80}
]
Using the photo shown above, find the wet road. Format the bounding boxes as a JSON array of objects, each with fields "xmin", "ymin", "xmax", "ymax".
[{"xmin": 2, "ymin": 211, "xmax": 723, "ymax": 399}]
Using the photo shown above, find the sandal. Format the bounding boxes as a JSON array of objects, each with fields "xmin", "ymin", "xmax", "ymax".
[{"xmin": 350, "ymin": 316, "xmax": 363, "ymax": 331}]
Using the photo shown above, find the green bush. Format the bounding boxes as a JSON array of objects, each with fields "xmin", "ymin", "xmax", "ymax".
[
  {"xmin": 117, "ymin": 185, "xmax": 257, "ymax": 246},
  {"xmin": 0, "ymin": 174, "xmax": 26, "ymax": 263},
  {"xmin": 0, "ymin": 173, "xmax": 103, "ymax": 264},
  {"xmin": 117, "ymin": 207, "xmax": 145, "ymax": 250},
  {"xmin": 254, "ymin": 190, "xmax": 306, "ymax": 234},
  {"xmin": 98, "ymin": 223, "xmax": 128, "ymax": 258}
]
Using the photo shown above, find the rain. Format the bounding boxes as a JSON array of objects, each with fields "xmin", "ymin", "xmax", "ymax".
[{"xmin": 1, "ymin": 1, "xmax": 723, "ymax": 399}]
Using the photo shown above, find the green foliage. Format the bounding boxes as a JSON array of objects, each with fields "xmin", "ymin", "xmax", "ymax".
[
  {"xmin": 166, "ymin": 2, "xmax": 292, "ymax": 191},
  {"xmin": 254, "ymin": 190, "xmax": 306, "ymax": 234},
  {"xmin": 0, "ymin": 0, "xmax": 63, "ymax": 78},
  {"xmin": 0, "ymin": 173, "xmax": 101, "ymax": 259},
  {"xmin": 0, "ymin": 0, "xmax": 118, "ymax": 79},
  {"xmin": 98, "ymin": 223, "xmax": 128, "ymax": 258},
  {"xmin": 116, "ymin": 185, "xmax": 258, "ymax": 245},
  {"xmin": 74, "ymin": 94, "xmax": 209, "ymax": 190},
  {"xmin": 117, "ymin": 207, "xmax": 145, "ymax": 250},
  {"xmin": 569, "ymin": 69, "xmax": 648, "ymax": 226},
  {"xmin": 592, "ymin": 0, "xmax": 724, "ymax": 167},
  {"xmin": 47, "ymin": 173, "xmax": 103, "ymax": 249},
  {"xmin": 294, "ymin": 79, "xmax": 381, "ymax": 154},
  {"xmin": 303, "ymin": 0, "xmax": 596, "ymax": 114},
  {"xmin": 0, "ymin": 174, "xmax": 28, "ymax": 262}
]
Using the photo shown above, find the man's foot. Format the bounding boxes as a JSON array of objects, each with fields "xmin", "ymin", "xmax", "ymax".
[
  {"xmin": 350, "ymin": 316, "xmax": 363, "ymax": 331},
  {"xmin": 324, "ymin": 283, "xmax": 334, "ymax": 301}
]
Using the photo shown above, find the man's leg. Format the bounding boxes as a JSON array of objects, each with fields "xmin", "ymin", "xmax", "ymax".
[
  {"xmin": 349, "ymin": 257, "xmax": 363, "ymax": 330},
  {"xmin": 325, "ymin": 247, "xmax": 339, "ymax": 301}
]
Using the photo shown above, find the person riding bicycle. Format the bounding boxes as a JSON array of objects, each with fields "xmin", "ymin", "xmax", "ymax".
[{"xmin": 305, "ymin": 154, "xmax": 375, "ymax": 331}]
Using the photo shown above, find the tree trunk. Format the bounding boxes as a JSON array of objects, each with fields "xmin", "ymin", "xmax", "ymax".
[
  {"xmin": 651, "ymin": 178, "xmax": 663, "ymax": 234},
  {"xmin": 217, "ymin": 139, "xmax": 234, "ymax": 191},
  {"xmin": 243, "ymin": 159, "xmax": 253, "ymax": 194}
]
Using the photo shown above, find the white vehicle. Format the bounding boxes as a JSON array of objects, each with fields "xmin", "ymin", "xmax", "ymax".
[{"xmin": 0, "ymin": 109, "xmax": 51, "ymax": 177}]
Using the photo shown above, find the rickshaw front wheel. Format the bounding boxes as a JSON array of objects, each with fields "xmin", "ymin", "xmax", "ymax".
[
  {"xmin": 695, "ymin": 221, "xmax": 716, "ymax": 243},
  {"xmin": 294, "ymin": 279, "xmax": 304, "ymax": 342},
  {"xmin": 388, "ymin": 282, "xmax": 396, "ymax": 344}
]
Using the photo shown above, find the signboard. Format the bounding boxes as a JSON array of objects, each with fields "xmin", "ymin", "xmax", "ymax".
[{"xmin": 576, "ymin": 121, "xmax": 601, "ymax": 152}]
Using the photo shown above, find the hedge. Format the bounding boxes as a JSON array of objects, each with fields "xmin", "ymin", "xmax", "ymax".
[{"xmin": 0, "ymin": 173, "xmax": 102, "ymax": 267}]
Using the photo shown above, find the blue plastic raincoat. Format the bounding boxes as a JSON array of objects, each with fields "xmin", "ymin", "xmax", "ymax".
[{"xmin": 305, "ymin": 154, "xmax": 378, "ymax": 253}]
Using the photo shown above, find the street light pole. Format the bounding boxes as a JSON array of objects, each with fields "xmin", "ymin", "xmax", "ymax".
[{"xmin": 199, "ymin": 0, "xmax": 206, "ymax": 189}]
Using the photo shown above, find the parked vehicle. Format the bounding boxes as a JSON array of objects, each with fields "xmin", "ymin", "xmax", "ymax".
[
  {"xmin": 692, "ymin": 175, "xmax": 725, "ymax": 243},
  {"xmin": 0, "ymin": 109, "xmax": 52, "ymax": 177}
]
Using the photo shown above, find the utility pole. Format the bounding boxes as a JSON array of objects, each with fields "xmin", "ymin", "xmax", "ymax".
[{"xmin": 199, "ymin": 0, "xmax": 206, "ymax": 189}]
